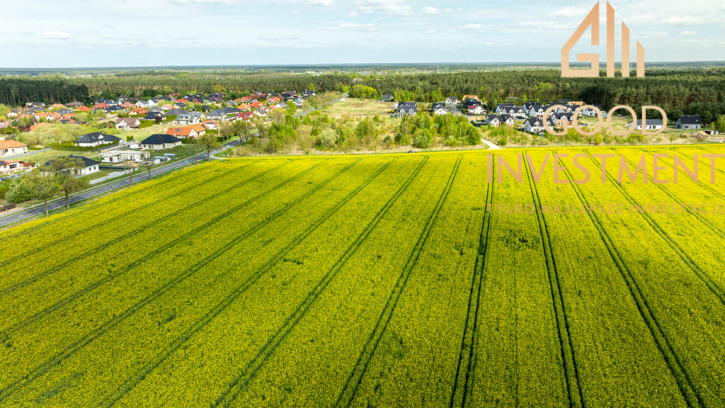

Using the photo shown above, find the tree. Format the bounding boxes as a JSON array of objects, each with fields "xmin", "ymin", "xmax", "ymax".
[
  {"xmin": 46, "ymin": 156, "xmax": 89, "ymax": 209},
  {"xmin": 25, "ymin": 168, "xmax": 60, "ymax": 216},
  {"xmin": 230, "ymin": 120, "xmax": 254, "ymax": 145},
  {"xmin": 198, "ymin": 133, "xmax": 220, "ymax": 160},
  {"xmin": 142, "ymin": 160, "xmax": 154, "ymax": 177}
]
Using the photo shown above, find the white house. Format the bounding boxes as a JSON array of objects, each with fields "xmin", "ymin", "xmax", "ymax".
[
  {"xmin": 676, "ymin": 115, "xmax": 703, "ymax": 130},
  {"xmin": 0, "ymin": 139, "xmax": 28, "ymax": 157},
  {"xmin": 46, "ymin": 155, "xmax": 100, "ymax": 176},
  {"xmin": 115, "ymin": 117, "xmax": 141, "ymax": 130},
  {"xmin": 141, "ymin": 134, "xmax": 183, "ymax": 150},
  {"xmin": 101, "ymin": 150, "xmax": 150, "ymax": 163},
  {"xmin": 395, "ymin": 102, "xmax": 417, "ymax": 117},
  {"xmin": 632, "ymin": 119, "xmax": 663, "ymax": 131},
  {"xmin": 523, "ymin": 117, "xmax": 555, "ymax": 133},
  {"xmin": 486, "ymin": 115, "xmax": 502, "ymax": 127},
  {"xmin": 468, "ymin": 105, "xmax": 485, "ymax": 115}
]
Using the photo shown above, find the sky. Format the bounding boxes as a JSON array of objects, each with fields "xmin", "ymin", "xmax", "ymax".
[{"xmin": 1, "ymin": 0, "xmax": 723, "ymax": 67}]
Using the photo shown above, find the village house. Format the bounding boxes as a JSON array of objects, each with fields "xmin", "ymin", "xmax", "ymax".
[
  {"xmin": 632, "ymin": 119, "xmax": 664, "ymax": 131},
  {"xmin": 115, "ymin": 117, "xmax": 141, "ymax": 130},
  {"xmin": 523, "ymin": 117, "xmax": 555, "ymax": 133},
  {"xmin": 141, "ymin": 134, "xmax": 183, "ymax": 150},
  {"xmin": 74, "ymin": 132, "xmax": 121, "ymax": 147},
  {"xmin": 381, "ymin": 94, "xmax": 394, "ymax": 102},
  {"xmin": 46, "ymin": 155, "xmax": 100, "ymax": 176},
  {"xmin": 676, "ymin": 115, "xmax": 703, "ymax": 130},
  {"xmin": 467, "ymin": 105, "xmax": 486, "ymax": 115},
  {"xmin": 395, "ymin": 102, "xmax": 417, "ymax": 117},
  {"xmin": 0, "ymin": 139, "xmax": 28, "ymax": 157},
  {"xmin": 176, "ymin": 112, "xmax": 204, "ymax": 125},
  {"xmin": 0, "ymin": 160, "xmax": 35, "ymax": 175},
  {"xmin": 101, "ymin": 150, "xmax": 150, "ymax": 163},
  {"xmin": 166, "ymin": 126, "xmax": 199, "ymax": 139}
]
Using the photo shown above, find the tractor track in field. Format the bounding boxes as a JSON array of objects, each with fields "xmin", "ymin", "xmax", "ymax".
[
  {"xmin": 332, "ymin": 156, "xmax": 462, "ymax": 408},
  {"xmin": 0, "ymin": 161, "xmax": 225, "ymax": 244},
  {"xmin": 0, "ymin": 160, "xmax": 293, "ymax": 301},
  {"xmin": 99, "ymin": 157, "xmax": 411, "ymax": 408},
  {"xmin": 1, "ymin": 162, "xmax": 261, "ymax": 268},
  {"xmin": 207, "ymin": 157, "xmax": 430, "ymax": 408},
  {"xmin": 559, "ymin": 157, "xmax": 705, "ymax": 408},
  {"xmin": 614, "ymin": 152, "xmax": 725, "ymax": 240},
  {"xmin": 449, "ymin": 166, "xmax": 494, "ymax": 408},
  {"xmin": 0, "ymin": 158, "xmax": 362, "ymax": 402},
  {"xmin": 525, "ymin": 152, "xmax": 584, "ymax": 408},
  {"xmin": 642, "ymin": 148, "xmax": 725, "ymax": 201},
  {"xmin": 584, "ymin": 153, "xmax": 725, "ymax": 307}
]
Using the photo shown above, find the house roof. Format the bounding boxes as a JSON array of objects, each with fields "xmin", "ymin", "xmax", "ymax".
[
  {"xmin": 635, "ymin": 119, "xmax": 663, "ymax": 126},
  {"xmin": 166, "ymin": 109, "xmax": 189, "ymax": 116},
  {"xmin": 46, "ymin": 155, "xmax": 99, "ymax": 168},
  {"xmin": 166, "ymin": 127, "xmax": 198, "ymax": 137},
  {"xmin": 0, "ymin": 139, "xmax": 27, "ymax": 149},
  {"xmin": 75, "ymin": 132, "xmax": 121, "ymax": 144},
  {"xmin": 142, "ymin": 134, "xmax": 182, "ymax": 145},
  {"xmin": 397, "ymin": 102, "xmax": 417, "ymax": 111},
  {"xmin": 677, "ymin": 115, "xmax": 703, "ymax": 125}
]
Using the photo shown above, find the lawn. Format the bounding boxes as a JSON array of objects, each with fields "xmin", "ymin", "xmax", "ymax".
[{"xmin": 1, "ymin": 146, "xmax": 724, "ymax": 407}]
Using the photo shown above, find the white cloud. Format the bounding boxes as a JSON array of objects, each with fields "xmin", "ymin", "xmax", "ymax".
[
  {"xmin": 355, "ymin": 0, "xmax": 411, "ymax": 16},
  {"xmin": 308, "ymin": 0, "xmax": 335, "ymax": 6},
  {"xmin": 40, "ymin": 31, "xmax": 72, "ymax": 40},
  {"xmin": 680, "ymin": 30, "xmax": 697, "ymax": 35},
  {"xmin": 550, "ymin": 7, "xmax": 586, "ymax": 18},
  {"xmin": 325, "ymin": 20, "xmax": 375, "ymax": 31},
  {"xmin": 423, "ymin": 7, "xmax": 440, "ymax": 14}
]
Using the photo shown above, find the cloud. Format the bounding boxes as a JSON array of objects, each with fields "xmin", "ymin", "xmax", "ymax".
[
  {"xmin": 425, "ymin": 29, "xmax": 438, "ymax": 34},
  {"xmin": 308, "ymin": 0, "xmax": 335, "ymax": 6},
  {"xmin": 662, "ymin": 15, "xmax": 700, "ymax": 25},
  {"xmin": 680, "ymin": 30, "xmax": 697, "ymax": 35},
  {"xmin": 423, "ymin": 6, "xmax": 440, "ymax": 14},
  {"xmin": 457, "ymin": 23, "xmax": 485, "ymax": 33},
  {"xmin": 40, "ymin": 31, "xmax": 72, "ymax": 40},
  {"xmin": 355, "ymin": 0, "xmax": 411, "ymax": 16},
  {"xmin": 324, "ymin": 20, "xmax": 375, "ymax": 31},
  {"xmin": 550, "ymin": 7, "xmax": 586, "ymax": 18}
]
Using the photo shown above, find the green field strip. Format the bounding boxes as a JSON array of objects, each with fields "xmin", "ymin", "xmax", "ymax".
[
  {"xmin": 17, "ymin": 157, "xmax": 415, "ymax": 407},
  {"xmin": 0, "ymin": 159, "xmax": 363, "ymax": 401},
  {"xmin": 219, "ymin": 157, "xmax": 452, "ymax": 408},
  {"xmin": 524, "ymin": 151, "xmax": 584, "ymax": 408},
  {"xmin": 585, "ymin": 152, "xmax": 725, "ymax": 306},
  {"xmin": 0, "ymin": 160, "xmax": 224, "ymax": 243},
  {"xmin": 95, "ymin": 156, "xmax": 409, "ymax": 407},
  {"xmin": 613, "ymin": 150, "xmax": 725, "ymax": 240},
  {"xmin": 464, "ymin": 171, "xmax": 568, "ymax": 407},
  {"xmin": 450, "ymin": 164, "xmax": 494, "ymax": 408},
  {"xmin": 568, "ymin": 155, "xmax": 725, "ymax": 407},
  {"xmin": 557, "ymin": 157, "xmax": 702, "ymax": 408},
  {"xmin": 336, "ymin": 158, "xmax": 486, "ymax": 407},
  {"xmin": 203, "ymin": 157, "xmax": 432, "ymax": 408},
  {"xmin": 1, "ymin": 161, "xmax": 263, "ymax": 269},
  {"xmin": 0, "ymin": 160, "xmax": 306, "ymax": 313},
  {"xmin": 332, "ymin": 156, "xmax": 463, "ymax": 408}
]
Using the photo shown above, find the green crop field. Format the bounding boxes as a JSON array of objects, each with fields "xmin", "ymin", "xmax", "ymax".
[{"xmin": 1, "ymin": 146, "xmax": 725, "ymax": 407}]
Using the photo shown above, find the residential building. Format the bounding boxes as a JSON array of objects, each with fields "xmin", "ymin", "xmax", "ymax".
[
  {"xmin": 141, "ymin": 134, "xmax": 183, "ymax": 150},
  {"xmin": 676, "ymin": 115, "xmax": 703, "ymax": 130},
  {"xmin": 74, "ymin": 132, "xmax": 121, "ymax": 147},
  {"xmin": 0, "ymin": 139, "xmax": 28, "ymax": 157}
]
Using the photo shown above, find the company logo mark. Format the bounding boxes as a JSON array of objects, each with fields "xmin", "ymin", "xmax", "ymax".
[{"xmin": 562, "ymin": 1, "xmax": 644, "ymax": 78}]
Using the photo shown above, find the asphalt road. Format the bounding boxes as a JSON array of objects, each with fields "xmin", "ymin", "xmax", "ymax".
[{"xmin": 0, "ymin": 141, "xmax": 239, "ymax": 228}]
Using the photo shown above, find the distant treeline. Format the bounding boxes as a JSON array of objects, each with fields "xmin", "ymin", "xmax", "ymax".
[
  {"xmin": 0, "ymin": 79, "xmax": 89, "ymax": 106},
  {"xmin": 359, "ymin": 69, "xmax": 725, "ymax": 123},
  {"xmin": 1, "ymin": 68, "xmax": 723, "ymax": 123}
]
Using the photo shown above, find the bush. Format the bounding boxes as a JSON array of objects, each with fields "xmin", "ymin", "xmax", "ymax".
[
  {"xmin": 318, "ymin": 128, "xmax": 338, "ymax": 149},
  {"xmin": 5, "ymin": 179, "xmax": 33, "ymax": 203},
  {"xmin": 413, "ymin": 134, "xmax": 430, "ymax": 149}
]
